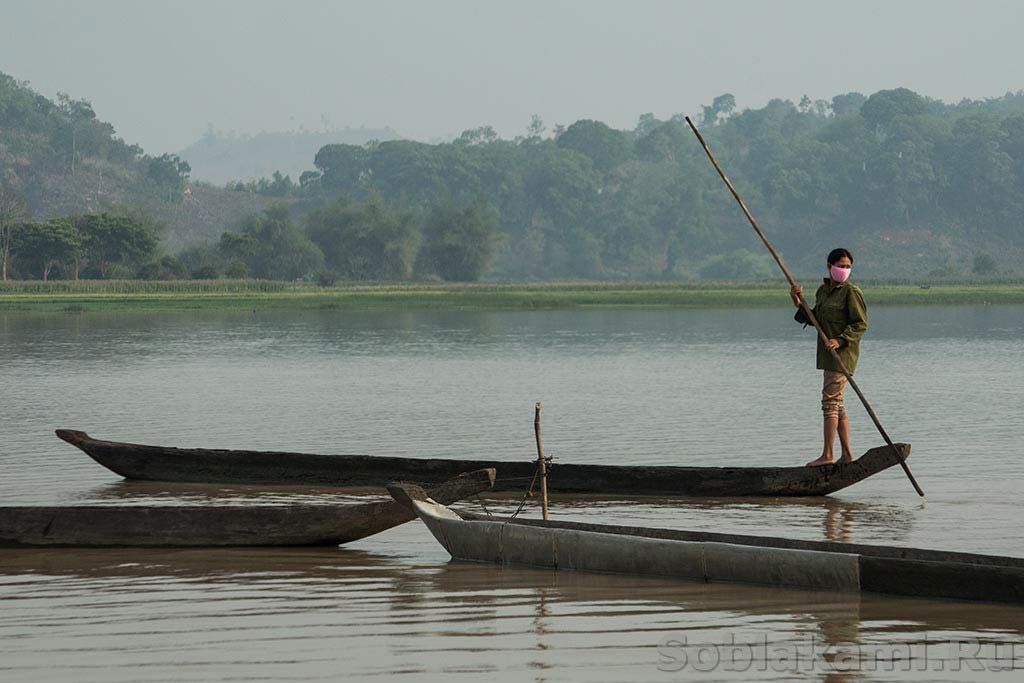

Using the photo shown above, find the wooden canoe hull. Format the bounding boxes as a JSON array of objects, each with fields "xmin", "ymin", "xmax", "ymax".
[
  {"xmin": 0, "ymin": 468, "xmax": 494, "ymax": 547},
  {"xmin": 56, "ymin": 429, "xmax": 910, "ymax": 497},
  {"xmin": 393, "ymin": 488, "xmax": 1024, "ymax": 605}
]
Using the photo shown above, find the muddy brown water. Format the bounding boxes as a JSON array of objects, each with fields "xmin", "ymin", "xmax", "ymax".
[{"xmin": 1, "ymin": 306, "xmax": 1022, "ymax": 681}]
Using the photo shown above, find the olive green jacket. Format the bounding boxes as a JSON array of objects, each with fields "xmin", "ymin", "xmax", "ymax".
[{"xmin": 794, "ymin": 279, "xmax": 868, "ymax": 373}]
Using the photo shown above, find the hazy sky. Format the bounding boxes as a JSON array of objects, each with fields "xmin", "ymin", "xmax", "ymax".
[{"xmin": 2, "ymin": 0, "xmax": 1022, "ymax": 153}]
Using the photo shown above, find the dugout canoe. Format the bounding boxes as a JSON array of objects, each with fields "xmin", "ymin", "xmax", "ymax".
[
  {"xmin": 56, "ymin": 429, "xmax": 910, "ymax": 497},
  {"xmin": 388, "ymin": 484, "xmax": 1024, "ymax": 605},
  {"xmin": 0, "ymin": 468, "xmax": 494, "ymax": 547}
]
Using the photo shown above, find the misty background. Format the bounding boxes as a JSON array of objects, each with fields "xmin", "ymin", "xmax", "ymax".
[
  {"xmin": 1, "ymin": 0, "xmax": 1023, "ymax": 282},
  {"xmin": 4, "ymin": 0, "xmax": 1022, "ymax": 157}
]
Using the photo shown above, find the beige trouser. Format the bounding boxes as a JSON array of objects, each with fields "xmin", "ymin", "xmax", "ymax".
[{"xmin": 822, "ymin": 370, "xmax": 848, "ymax": 418}]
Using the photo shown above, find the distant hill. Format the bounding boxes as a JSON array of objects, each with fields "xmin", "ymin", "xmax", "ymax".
[
  {"xmin": 178, "ymin": 127, "xmax": 401, "ymax": 185},
  {"xmin": 0, "ymin": 71, "xmax": 273, "ymax": 249},
  {"xmin": 6, "ymin": 67, "xmax": 1024, "ymax": 278}
]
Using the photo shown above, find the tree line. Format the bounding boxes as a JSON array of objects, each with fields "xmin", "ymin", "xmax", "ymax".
[
  {"xmin": 0, "ymin": 194, "xmax": 160, "ymax": 281},
  {"xmin": 180, "ymin": 195, "xmax": 498, "ymax": 282},
  {"xmin": 5, "ymin": 72, "xmax": 1024, "ymax": 280},
  {"xmin": 290, "ymin": 88, "xmax": 1024, "ymax": 278},
  {"xmin": 0, "ymin": 186, "xmax": 498, "ymax": 283}
]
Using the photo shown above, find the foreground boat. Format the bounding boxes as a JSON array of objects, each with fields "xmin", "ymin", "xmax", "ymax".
[
  {"xmin": 0, "ymin": 468, "xmax": 493, "ymax": 547},
  {"xmin": 389, "ymin": 484, "xmax": 1024, "ymax": 605},
  {"xmin": 56, "ymin": 429, "xmax": 910, "ymax": 496}
]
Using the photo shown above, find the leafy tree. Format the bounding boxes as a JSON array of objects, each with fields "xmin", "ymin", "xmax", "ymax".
[
  {"xmin": 314, "ymin": 143, "xmax": 371, "ymax": 192},
  {"xmin": 253, "ymin": 170, "xmax": 294, "ymax": 197},
  {"xmin": 702, "ymin": 93, "xmax": 736, "ymax": 125},
  {"xmin": 420, "ymin": 203, "xmax": 499, "ymax": 281},
  {"xmin": 306, "ymin": 193, "xmax": 419, "ymax": 280},
  {"xmin": 219, "ymin": 230, "xmax": 259, "ymax": 262},
  {"xmin": 635, "ymin": 118, "xmax": 691, "ymax": 163},
  {"xmin": 177, "ymin": 240, "xmax": 220, "ymax": 276},
  {"xmin": 514, "ymin": 143, "xmax": 600, "ymax": 276},
  {"xmin": 597, "ymin": 160, "xmax": 708, "ymax": 277},
  {"xmin": 74, "ymin": 212, "xmax": 159, "ymax": 278},
  {"xmin": 942, "ymin": 114, "xmax": 1013, "ymax": 227},
  {"xmin": 456, "ymin": 126, "xmax": 499, "ymax": 146},
  {"xmin": 556, "ymin": 120, "xmax": 633, "ymax": 172},
  {"xmin": 298, "ymin": 170, "xmax": 322, "ymax": 193},
  {"xmin": 364, "ymin": 140, "xmax": 448, "ymax": 204},
  {"xmin": 860, "ymin": 88, "xmax": 929, "ymax": 131},
  {"xmin": 526, "ymin": 114, "xmax": 546, "ymax": 141},
  {"xmin": 0, "ymin": 186, "xmax": 27, "ymax": 281},
  {"xmin": 145, "ymin": 151, "xmax": 191, "ymax": 189},
  {"xmin": 831, "ymin": 92, "xmax": 866, "ymax": 116},
  {"xmin": 1000, "ymin": 115, "xmax": 1024, "ymax": 172},
  {"xmin": 236, "ymin": 204, "xmax": 323, "ymax": 280},
  {"xmin": 11, "ymin": 218, "xmax": 79, "ymax": 280},
  {"xmin": 634, "ymin": 113, "xmax": 661, "ymax": 138}
]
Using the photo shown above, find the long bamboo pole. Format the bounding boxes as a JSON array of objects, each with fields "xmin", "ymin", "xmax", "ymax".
[{"xmin": 684, "ymin": 116, "xmax": 924, "ymax": 497}]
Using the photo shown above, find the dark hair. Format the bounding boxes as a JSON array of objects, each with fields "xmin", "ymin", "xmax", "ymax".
[{"xmin": 827, "ymin": 248, "xmax": 853, "ymax": 265}]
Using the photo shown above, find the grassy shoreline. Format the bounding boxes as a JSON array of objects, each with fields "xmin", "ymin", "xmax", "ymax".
[{"xmin": 2, "ymin": 280, "xmax": 1024, "ymax": 312}]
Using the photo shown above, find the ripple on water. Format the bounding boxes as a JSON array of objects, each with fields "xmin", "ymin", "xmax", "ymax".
[{"xmin": 2, "ymin": 306, "xmax": 1023, "ymax": 680}]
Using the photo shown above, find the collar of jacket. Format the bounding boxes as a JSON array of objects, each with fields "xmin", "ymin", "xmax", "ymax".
[{"xmin": 822, "ymin": 277, "xmax": 848, "ymax": 290}]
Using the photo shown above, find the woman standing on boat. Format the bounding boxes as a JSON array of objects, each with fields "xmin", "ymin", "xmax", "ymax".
[{"xmin": 789, "ymin": 248, "xmax": 868, "ymax": 467}]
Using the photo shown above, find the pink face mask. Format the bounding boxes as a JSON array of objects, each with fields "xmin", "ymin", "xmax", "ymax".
[{"xmin": 830, "ymin": 265, "xmax": 851, "ymax": 283}]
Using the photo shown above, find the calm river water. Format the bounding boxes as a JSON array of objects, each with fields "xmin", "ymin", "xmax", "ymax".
[{"xmin": 1, "ymin": 305, "xmax": 1022, "ymax": 681}]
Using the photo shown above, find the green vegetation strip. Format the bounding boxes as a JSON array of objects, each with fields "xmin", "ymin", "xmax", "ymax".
[{"xmin": 2, "ymin": 281, "xmax": 1024, "ymax": 312}]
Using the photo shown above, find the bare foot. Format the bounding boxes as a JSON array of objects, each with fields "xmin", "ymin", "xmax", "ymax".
[
  {"xmin": 839, "ymin": 452, "xmax": 855, "ymax": 464},
  {"xmin": 806, "ymin": 454, "xmax": 835, "ymax": 467}
]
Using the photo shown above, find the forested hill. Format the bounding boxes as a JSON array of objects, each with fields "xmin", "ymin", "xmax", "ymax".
[
  {"xmin": 0, "ymin": 71, "xmax": 269, "ymax": 249},
  {"xmin": 4, "ymin": 68, "xmax": 1024, "ymax": 279},
  {"xmin": 306, "ymin": 89, "xmax": 1024, "ymax": 278},
  {"xmin": 178, "ymin": 127, "xmax": 401, "ymax": 185}
]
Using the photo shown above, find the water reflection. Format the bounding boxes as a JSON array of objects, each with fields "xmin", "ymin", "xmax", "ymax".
[
  {"xmin": 3, "ymin": 305, "xmax": 1024, "ymax": 680},
  {"xmin": 14, "ymin": 543, "xmax": 1019, "ymax": 634},
  {"xmin": 824, "ymin": 500, "xmax": 857, "ymax": 544},
  {"xmin": 2, "ymin": 542, "xmax": 1023, "ymax": 682},
  {"xmin": 532, "ymin": 493, "xmax": 921, "ymax": 548}
]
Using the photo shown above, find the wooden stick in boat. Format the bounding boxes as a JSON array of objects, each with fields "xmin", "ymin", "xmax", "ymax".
[
  {"xmin": 535, "ymin": 402, "xmax": 550, "ymax": 520},
  {"xmin": 684, "ymin": 116, "xmax": 924, "ymax": 497}
]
